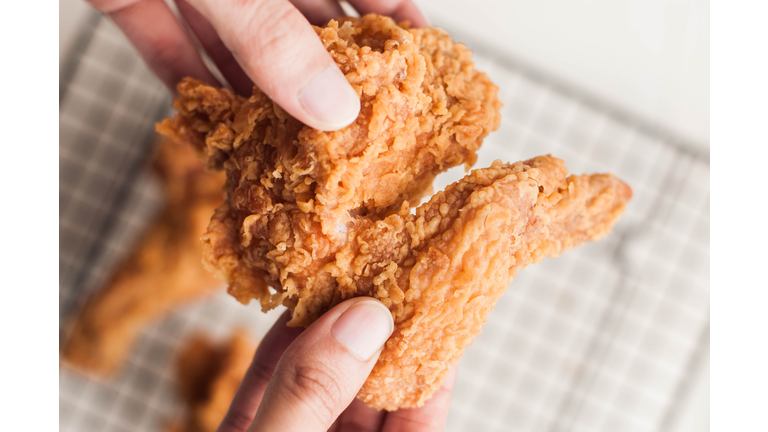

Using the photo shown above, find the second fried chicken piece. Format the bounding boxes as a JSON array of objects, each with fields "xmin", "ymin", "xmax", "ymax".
[
  {"xmin": 168, "ymin": 330, "xmax": 256, "ymax": 432},
  {"xmin": 345, "ymin": 156, "xmax": 631, "ymax": 409},
  {"xmin": 62, "ymin": 140, "xmax": 226, "ymax": 376}
]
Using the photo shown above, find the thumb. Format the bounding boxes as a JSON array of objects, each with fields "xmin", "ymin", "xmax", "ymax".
[
  {"xmin": 249, "ymin": 298, "xmax": 394, "ymax": 432},
  {"xmin": 186, "ymin": 0, "xmax": 360, "ymax": 131}
]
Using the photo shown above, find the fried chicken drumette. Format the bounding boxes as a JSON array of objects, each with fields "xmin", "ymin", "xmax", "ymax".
[
  {"xmin": 345, "ymin": 156, "xmax": 631, "ymax": 408},
  {"xmin": 157, "ymin": 15, "xmax": 631, "ymax": 410},
  {"xmin": 167, "ymin": 330, "xmax": 256, "ymax": 432},
  {"xmin": 62, "ymin": 140, "xmax": 226, "ymax": 376}
]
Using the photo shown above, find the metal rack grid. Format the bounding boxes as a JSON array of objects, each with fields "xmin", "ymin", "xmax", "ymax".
[{"xmin": 59, "ymin": 13, "xmax": 709, "ymax": 432}]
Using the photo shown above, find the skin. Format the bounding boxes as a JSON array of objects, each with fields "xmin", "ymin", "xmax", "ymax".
[
  {"xmin": 88, "ymin": 0, "xmax": 428, "ymax": 129},
  {"xmin": 84, "ymin": 1, "xmax": 451, "ymax": 430},
  {"xmin": 220, "ymin": 299, "xmax": 457, "ymax": 432}
]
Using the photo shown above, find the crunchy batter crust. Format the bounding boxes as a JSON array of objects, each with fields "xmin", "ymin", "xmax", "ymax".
[
  {"xmin": 347, "ymin": 156, "xmax": 631, "ymax": 408},
  {"xmin": 156, "ymin": 14, "xmax": 503, "ymax": 325},
  {"xmin": 156, "ymin": 15, "xmax": 631, "ymax": 410}
]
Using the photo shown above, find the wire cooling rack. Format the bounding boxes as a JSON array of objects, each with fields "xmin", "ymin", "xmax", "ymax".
[{"xmin": 59, "ymin": 13, "xmax": 709, "ymax": 432}]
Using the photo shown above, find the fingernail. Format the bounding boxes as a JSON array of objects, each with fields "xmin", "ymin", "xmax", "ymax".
[
  {"xmin": 332, "ymin": 300, "xmax": 394, "ymax": 361},
  {"xmin": 299, "ymin": 65, "xmax": 360, "ymax": 131}
]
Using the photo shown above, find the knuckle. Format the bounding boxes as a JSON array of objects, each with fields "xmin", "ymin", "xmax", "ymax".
[
  {"xmin": 232, "ymin": 2, "xmax": 299, "ymax": 61},
  {"xmin": 250, "ymin": 357, "xmax": 276, "ymax": 385},
  {"xmin": 286, "ymin": 362, "xmax": 344, "ymax": 420},
  {"xmin": 219, "ymin": 408, "xmax": 254, "ymax": 432},
  {"xmin": 252, "ymin": 8, "xmax": 297, "ymax": 58}
]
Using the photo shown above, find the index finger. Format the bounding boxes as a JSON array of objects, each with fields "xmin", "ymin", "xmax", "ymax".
[
  {"xmin": 217, "ymin": 311, "xmax": 304, "ymax": 432},
  {"xmin": 88, "ymin": 0, "xmax": 219, "ymax": 91},
  {"xmin": 186, "ymin": 0, "xmax": 361, "ymax": 131}
]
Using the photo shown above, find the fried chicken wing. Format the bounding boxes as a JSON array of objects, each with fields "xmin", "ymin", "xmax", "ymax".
[
  {"xmin": 62, "ymin": 140, "xmax": 227, "ymax": 376},
  {"xmin": 156, "ymin": 14, "xmax": 503, "ymax": 323},
  {"xmin": 167, "ymin": 330, "xmax": 256, "ymax": 432},
  {"xmin": 156, "ymin": 14, "xmax": 631, "ymax": 410},
  {"xmin": 345, "ymin": 156, "xmax": 631, "ymax": 408}
]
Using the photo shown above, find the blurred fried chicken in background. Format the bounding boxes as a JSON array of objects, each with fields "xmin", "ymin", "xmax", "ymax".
[
  {"xmin": 158, "ymin": 14, "xmax": 631, "ymax": 410},
  {"xmin": 166, "ymin": 330, "xmax": 256, "ymax": 432},
  {"xmin": 62, "ymin": 139, "xmax": 226, "ymax": 376}
]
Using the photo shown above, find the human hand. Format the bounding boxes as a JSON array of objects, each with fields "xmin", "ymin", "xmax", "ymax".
[
  {"xmin": 86, "ymin": 0, "xmax": 428, "ymax": 130},
  {"xmin": 217, "ymin": 297, "xmax": 457, "ymax": 432}
]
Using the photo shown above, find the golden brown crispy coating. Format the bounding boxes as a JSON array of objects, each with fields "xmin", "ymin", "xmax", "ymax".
[
  {"xmin": 156, "ymin": 15, "xmax": 631, "ymax": 410},
  {"xmin": 156, "ymin": 14, "xmax": 503, "ymax": 325},
  {"xmin": 346, "ymin": 156, "xmax": 631, "ymax": 409},
  {"xmin": 167, "ymin": 330, "xmax": 256, "ymax": 432},
  {"xmin": 62, "ymin": 140, "xmax": 227, "ymax": 376}
]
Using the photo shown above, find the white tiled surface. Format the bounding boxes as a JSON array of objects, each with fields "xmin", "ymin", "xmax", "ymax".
[
  {"xmin": 59, "ymin": 14, "xmax": 709, "ymax": 432},
  {"xmin": 59, "ymin": 17, "xmax": 169, "ymax": 322}
]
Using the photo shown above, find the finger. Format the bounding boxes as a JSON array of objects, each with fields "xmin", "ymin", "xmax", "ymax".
[
  {"xmin": 331, "ymin": 398, "xmax": 386, "ymax": 432},
  {"xmin": 346, "ymin": 0, "xmax": 429, "ymax": 28},
  {"xmin": 187, "ymin": 0, "xmax": 360, "ymax": 131},
  {"xmin": 381, "ymin": 366, "xmax": 458, "ymax": 432},
  {"xmin": 289, "ymin": 0, "xmax": 346, "ymax": 26},
  {"xmin": 174, "ymin": 0, "xmax": 254, "ymax": 96},
  {"xmin": 249, "ymin": 297, "xmax": 394, "ymax": 432},
  {"xmin": 89, "ymin": 0, "xmax": 219, "ymax": 91},
  {"xmin": 217, "ymin": 311, "xmax": 303, "ymax": 432}
]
